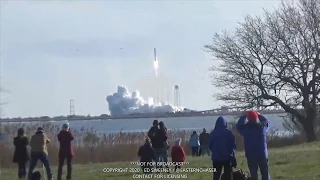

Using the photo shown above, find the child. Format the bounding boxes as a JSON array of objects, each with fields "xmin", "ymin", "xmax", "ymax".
[
  {"xmin": 13, "ymin": 128, "xmax": 29, "ymax": 180},
  {"xmin": 138, "ymin": 138, "xmax": 155, "ymax": 173},
  {"xmin": 171, "ymin": 138, "xmax": 186, "ymax": 171}
]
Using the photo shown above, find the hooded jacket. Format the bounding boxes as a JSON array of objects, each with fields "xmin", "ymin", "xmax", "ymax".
[
  {"xmin": 236, "ymin": 114, "xmax": 269, "ymax": 158},
  {"xmin": 57, "ymin": 129, "xmax": 74, "ymax": 157},
  {"xmin": 29, "ymin": 131, "xmax": 50, "ymax": 155},
  {"xmin": 189, "ymin": 134, "xmax": 200, "ymax": 147},
  {"xmin": 138, "ymin": 143, "xmax": 155, "ymax": 162},
  {"xmin": 13, "ymin": 135, "xmax": 29, "ymax": 163},
  {"xmin": 171, "ymin": 139, "xmax": 186, "ymax": 162},
  {"xmin": 209, "ymin": 116, "xmax": 236, "ymax": 162}
]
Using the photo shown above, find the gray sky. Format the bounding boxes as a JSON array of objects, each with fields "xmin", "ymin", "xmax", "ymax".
[{"xmin": 0, "ymin": 0, "xmax": 281, "ymax": 117}]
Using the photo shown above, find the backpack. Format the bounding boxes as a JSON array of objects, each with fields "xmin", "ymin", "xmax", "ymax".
[{"xmin": 221, "ymin": 169, "xmax": 251, "ymax": 180}]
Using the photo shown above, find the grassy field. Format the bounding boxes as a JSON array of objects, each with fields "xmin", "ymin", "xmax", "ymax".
[
  {"xmin": 0, "ymin": 122, "xmax": 308, "ymax": 167},
  {"xmin": 1, "ymin": 141, "xmax": 319, "ymax": 180}
]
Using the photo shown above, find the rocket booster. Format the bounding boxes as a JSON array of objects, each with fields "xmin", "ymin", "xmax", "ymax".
[{"xmin": 154, "ymin": 48, "xmax": 157, "ymax": 62}]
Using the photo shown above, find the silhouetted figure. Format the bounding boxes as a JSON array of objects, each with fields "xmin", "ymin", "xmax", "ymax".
[
  {"xmin": 199, "ymin": 128, "xmax": 210, "ymax": 156},
  {"xmin": 148, "ymin": 120, "xmax": 159, "ymax": 145},
  {"xmin": 13, "ymin": 128, "xmax": 29, "ymax": 179},
  {"xmin": 138, "ymin": 138, "xmax": 155, "ymax": 173},
  {"xmin": 153, "ymin": 121, "xmax": 169, "ymax": 170},
  {"xmin": 57, "ymin": 123, "xmax": 74, "ymax": 180}
]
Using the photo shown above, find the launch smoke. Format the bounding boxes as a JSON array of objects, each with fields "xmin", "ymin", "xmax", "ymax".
[{"xmin": 106, "ymin": 86, "xmax": 184, "ymax": 116}]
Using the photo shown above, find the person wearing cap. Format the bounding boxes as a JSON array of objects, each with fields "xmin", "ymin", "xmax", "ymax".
[
  {"xmin": 209, "ymin": 116, "xmax": 236, "ymax": 180},
  {"xmin": 28, "ymin": 127, "xmax": 53, "ymax": 180},
  {"xmin": 13, "ymin": 128, "xmax": 29, "ymax": 179},
  {"xmin": 199, "ymin": 128, "xmax": 210, "ymax": 156},
  {"xmin": 57, "ymin": 123, "xmax": 74, "ymax": 180},
  {"xmin": 236, "ymin": 110, "xmax": 270, "ymax": 180}
]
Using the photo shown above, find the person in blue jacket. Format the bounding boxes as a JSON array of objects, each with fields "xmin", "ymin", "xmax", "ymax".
[
  {"xmin": 209, "ymin": 116, "xmax": 236, "ymax": 180},
  {"xmin": 237, "ymin": 110, "xmax": 270, "ymax": 180},
  {"xmin": 189, "ymin": 131, "xmax": 200, "ymax": 156}
]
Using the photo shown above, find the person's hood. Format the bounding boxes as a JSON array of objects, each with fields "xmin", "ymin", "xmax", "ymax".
[
  {"xmin": 214, "ymin": 116, "xmax": 228, "ymax": 130},
  {"xmin": 175, "ymin": 138, "xmax": 181, "ymax": 146},
  {"xmin": 62, "ymin": 123, "xmax": 70, "ymax": 131}
]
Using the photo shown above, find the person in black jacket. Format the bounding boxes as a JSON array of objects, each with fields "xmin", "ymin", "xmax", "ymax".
[
  {"xmin": 148, "ymin": 120, "xmax": 159, "ymax": 148},
  {"xmin": 153, "ymin": 123, "xmax": 169, "ymax": 171},
  {"xmin": 138, "ymin": 138, "xmax": 155, "ymax": 173},
  {"xmin": 13, "ymin": 128, "xmax": 29, "ymax": 179},
  {"xmin": 199, "ymin": 128, "xmax": 210, "ymax": 156}
]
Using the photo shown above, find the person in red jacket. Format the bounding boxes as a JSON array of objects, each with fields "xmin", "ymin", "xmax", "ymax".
[
  {"xmin": 171, "ymin": 138, "xmax": 186, "ymax": 171},
  {"xmin": 57, "ymin": 123, "xmax": 74, "ymax": 180}
]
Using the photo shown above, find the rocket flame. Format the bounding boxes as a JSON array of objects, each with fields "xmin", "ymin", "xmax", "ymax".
[{"xmin": 154, "ymin": 59, "xmax": 159, "ymax": 77}]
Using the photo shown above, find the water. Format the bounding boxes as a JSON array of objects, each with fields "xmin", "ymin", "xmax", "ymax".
[{"xmin": 3, "ymin": 113, "xmax": 288, "ymax": 134}]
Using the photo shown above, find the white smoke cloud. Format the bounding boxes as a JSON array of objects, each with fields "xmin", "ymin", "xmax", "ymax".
[{"xmin": 106, "ymin": 86, "xmax": 185, "ymax": 116}]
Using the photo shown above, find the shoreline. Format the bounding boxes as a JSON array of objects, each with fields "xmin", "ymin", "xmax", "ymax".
[{"xmin": 0, "ymin": 109, "xmax": 286, "ymax": 123}]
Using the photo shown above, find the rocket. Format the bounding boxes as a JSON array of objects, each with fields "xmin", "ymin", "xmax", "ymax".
[{"xmin": 154, "ymin": 48, "xmax": 157, "ymax": 61}]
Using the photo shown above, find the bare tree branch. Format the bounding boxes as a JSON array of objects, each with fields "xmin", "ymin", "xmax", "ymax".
[{"xmin": 205, "ymin": 0, "xmax": 320, "ymax": 142}]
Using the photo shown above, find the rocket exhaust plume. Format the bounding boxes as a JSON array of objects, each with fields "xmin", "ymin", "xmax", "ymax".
[
  {"xmin": 153, "ymin": 48, "xmax": 159, "ymax": 77},
  {"xmin": 106, "ymin": 86, "xmax": 184, "ymax": 116}
]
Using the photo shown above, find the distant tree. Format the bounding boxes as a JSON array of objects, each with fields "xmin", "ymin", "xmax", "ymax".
[{"xmin": 204, "ymin": 0, "xmax": 320, "ymax": 142}]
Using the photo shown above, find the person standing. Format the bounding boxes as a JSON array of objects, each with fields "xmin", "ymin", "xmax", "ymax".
[
  {"xmin": 209, "ymin": 116, "xmax": 236, "ymax": 180},
  {"xmin": 13, "ymin": 128, "xmax": 29, "ymax": 180},
  {"xmin": 138, "ymin": 138, "xmax": 155, "ymax": 173},
  {"xmin": 237, "ymin": 110, "xmax": 270, "ymax": 180},
  {"xmin": 199, "ymin": 128, "xmax": 210, "ymax": 156},
  {"xmin": 189, "ymin": 131, "xmax": 200, "ymax": 157},
  {"xmin": 148, "ymin": 120, "xmax": 159, "ymax": 147},
  {"xmin": 153, "ymin": 122, "xmax": 169, "ymax": 171},
  {"xmin": 171, "ymin": 138, "xmax": 186, "ymax": 172},
  {"xmin": 28, "ymin": 127, "xmax": 53, "ymax": 180},
  {"xmin": 158, "ymin": 121, "xmax": 169, "ymax": 150},
  {"xmin": 57, "ymin": 123, "xmax": 74, "ymax": 180}
]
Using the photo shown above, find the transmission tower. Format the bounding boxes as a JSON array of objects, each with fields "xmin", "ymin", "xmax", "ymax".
[
  {"xmin": 70, "ymin": 99, "xmax": 75, "ymax": 116},
  {"xmin": 174, "ymin": 85, "xmax": 180, "ymax": 106}
]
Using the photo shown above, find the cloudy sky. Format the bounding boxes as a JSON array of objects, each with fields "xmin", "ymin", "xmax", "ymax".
[{"xmin": 0, "ymin": 0, "xmax": 282, "ymax": 117}]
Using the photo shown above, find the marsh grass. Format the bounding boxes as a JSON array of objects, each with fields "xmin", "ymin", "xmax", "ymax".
[{"xmin": 0, "ymin": 122, "xmax": 306, "ymax": 168}]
